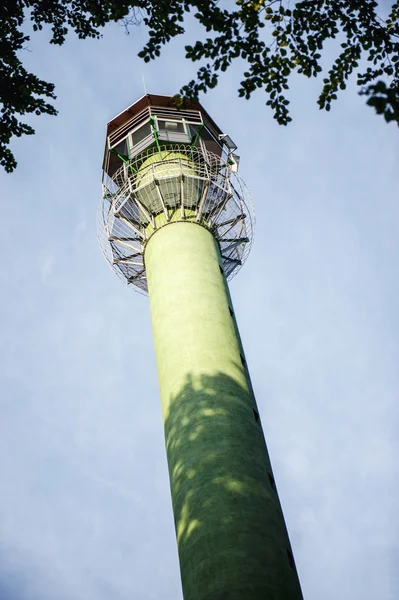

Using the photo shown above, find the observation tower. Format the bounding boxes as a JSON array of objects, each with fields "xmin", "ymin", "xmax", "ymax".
[{"xmin": 98, "ymin": 94, "xmax": 303, "ymax": 600}]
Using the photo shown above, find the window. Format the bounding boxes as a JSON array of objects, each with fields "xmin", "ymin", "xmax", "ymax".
[
  {"xmin": 131, "ymin": 122, "xmax": 152, "ymax": 146},
  {"xmin": 188, "ymin": 123, "xmax": 202, "ymax": 145},
  {"xmin": 107, "ymin": 138, "xmax": 129, "ymax": 177},
  {"xmin": 199, "ymin": 126, "xmax": 223, "ymax": 157},
  {"xmin": 219, "ymin": 265, "xmax": 224, "ymax": 275},
  {"xmin": 240, "ymin": 353, "xmax": 247, "ymax": 368},
  {"xmin": 112, "ymin": 138, "xmax": 128, "ymax": 158},
  {"xmin": 228, "ymin": 306, "xmax": 234, "ymax": 318},
  {"xmin": 157, "ymin": 119, "xmax": 190, "ymax": 143},
  {"xmin": 158, "ymin": 120, "xmax": 185, "ymax": 134}
]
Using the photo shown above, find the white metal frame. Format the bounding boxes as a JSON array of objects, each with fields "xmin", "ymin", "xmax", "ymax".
[{"xmin": 98, "ymin": 145, "xmax": 255, "ymax": 293}]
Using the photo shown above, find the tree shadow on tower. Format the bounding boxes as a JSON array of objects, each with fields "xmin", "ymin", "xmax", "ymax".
[{"xmin": 163, "ymin": 370, "xmax": 303, "ymax": 600}]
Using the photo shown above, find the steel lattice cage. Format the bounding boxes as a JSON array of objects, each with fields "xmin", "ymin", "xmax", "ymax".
[{"xmin": 98, "ymin": 144, "xmax": 255, "ymax": 293}]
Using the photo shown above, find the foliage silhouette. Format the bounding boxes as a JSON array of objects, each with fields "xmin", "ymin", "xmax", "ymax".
[{"xmin": 1, "ymin": 1, "xmax": 398, "ymax": 173}]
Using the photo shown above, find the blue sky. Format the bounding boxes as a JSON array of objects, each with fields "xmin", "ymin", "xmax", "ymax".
[{"xmin": 0, "ymin": 11, "xmax": 398, "ymax": 600}]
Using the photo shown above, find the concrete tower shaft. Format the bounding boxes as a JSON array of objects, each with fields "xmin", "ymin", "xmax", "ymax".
[{"xmin": 145, "ymin": 221, "xmax": 302, "ymax": 599}]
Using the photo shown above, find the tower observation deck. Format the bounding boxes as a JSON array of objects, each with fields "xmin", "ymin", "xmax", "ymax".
[{"xmin": 98, "ymin": 94, "xmax": 303, "ymax": 600}]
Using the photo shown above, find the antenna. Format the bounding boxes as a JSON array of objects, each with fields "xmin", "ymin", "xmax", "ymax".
[{"xmin": 142, "ymin": 75, "xmax": 147, "ymax": 95}]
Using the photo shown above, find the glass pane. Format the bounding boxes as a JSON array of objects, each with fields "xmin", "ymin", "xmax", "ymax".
[
  {"xmin": 113, "ymin": 139, "xmax": 128, "ymax": 157},
  {"xmin": 199, "ymin": 126, "xmax": 222, "ymax": 157},
  {"xmin": 189, "ymin": 124, "xmax": 200, "ymax": 143},
  {"xmin": 158, "ymin": 120, "xmax": 185, "ymax": 134},
  {"xmin": 132, "ymin": 122, "xmax": 152, "ymax": 146}
]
